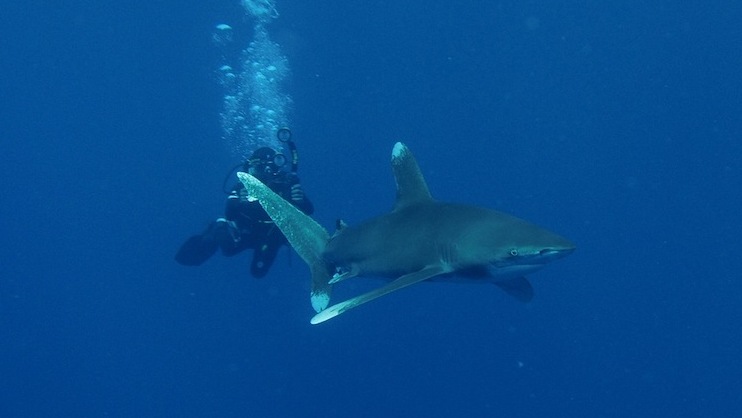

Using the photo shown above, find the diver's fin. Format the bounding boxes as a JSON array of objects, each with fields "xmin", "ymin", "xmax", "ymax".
[
  {"xmin": 175, "ymin": 234, "xmax": 218, "ymax": 266},
  {"xmin": 494, "ymin": 276, "xmax": 534, "ymax": 303},
  {"xmin": 237, "ymin": 172, "xmax": 333, "ymax": 312},
  {"xmin": 311, "ymin": 265, "xmax": 448, "ymax": 324}
]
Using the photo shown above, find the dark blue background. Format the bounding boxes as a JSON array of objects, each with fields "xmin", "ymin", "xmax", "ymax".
[{"xmin": 2, "ymin": 1, "xmax": 740, "ymax": 417}]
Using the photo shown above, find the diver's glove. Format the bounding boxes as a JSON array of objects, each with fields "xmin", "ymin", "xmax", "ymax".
[{"xmin": 290, "ymin": 183, "xmax": 305, "ymax": 201}]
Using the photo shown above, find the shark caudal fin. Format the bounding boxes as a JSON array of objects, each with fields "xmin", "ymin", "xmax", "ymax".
[{"xmin": 237, "ymin": 172, "xmax": 332, "ymax": 312}]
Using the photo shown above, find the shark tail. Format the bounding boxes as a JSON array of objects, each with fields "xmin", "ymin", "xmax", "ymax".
[
  {"xmin": 237, "ymin": 172, "xmax": 332, "ymax": 312},
  {"xmin": 309, "ymin": 263, "xmax": 333, "ymax": 313}
]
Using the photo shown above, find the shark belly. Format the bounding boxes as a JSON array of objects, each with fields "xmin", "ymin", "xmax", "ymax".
[{"xmin": 324, "ymin": 205, "xmax": 460, "ymax": 278}]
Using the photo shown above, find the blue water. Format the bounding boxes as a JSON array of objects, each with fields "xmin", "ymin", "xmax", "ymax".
[{"xmin": 2, "ymin": 1, "xmax": 740, "ymax": 417}]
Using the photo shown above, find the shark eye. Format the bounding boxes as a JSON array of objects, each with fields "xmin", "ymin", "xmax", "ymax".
[{"xmin": 509, "ymin": 248, "xmax": 518, "ymax": 256}]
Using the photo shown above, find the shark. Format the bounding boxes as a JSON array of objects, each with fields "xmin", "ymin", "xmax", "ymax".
[{"xmin": 237, "ymin": 142, "xmax": 575, "ymax": 324}]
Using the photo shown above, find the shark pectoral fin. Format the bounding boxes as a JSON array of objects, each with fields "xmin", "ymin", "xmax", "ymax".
[
  {"xmin": 310, "ymin": 265, "xmax": 448, "ymax": 325},
  {"xmin": 494, "ymin": 276, "xmax": 534, "ymax": 303}
]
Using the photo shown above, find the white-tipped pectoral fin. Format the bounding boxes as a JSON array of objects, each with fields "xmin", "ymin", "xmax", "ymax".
[
  {"xmin": 310, "ymin": 265, "xmax": 448, "ymax": 324},
  {"xmin": 310, "ymin": 298, "xmax": 356, "ymax": 325}
]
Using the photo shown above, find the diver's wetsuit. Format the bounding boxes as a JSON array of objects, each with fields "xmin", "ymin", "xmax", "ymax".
[
  {"xmin": 222, "ymin": 175, "xmax": 313, "ymax": 277},
  {"xmin": 175, "ymin": 172, "xmax": 314, "ymax": 277}
]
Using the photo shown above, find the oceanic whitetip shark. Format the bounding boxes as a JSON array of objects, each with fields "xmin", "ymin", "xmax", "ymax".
[{"xmin": 237, "ymin": 142, "xmax": 574, "ymax": 324}]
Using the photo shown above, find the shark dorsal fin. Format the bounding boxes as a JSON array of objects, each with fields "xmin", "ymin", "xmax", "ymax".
[{"xmin": 391, "ymin": 142, "xmax": 433, "ymax": 210}]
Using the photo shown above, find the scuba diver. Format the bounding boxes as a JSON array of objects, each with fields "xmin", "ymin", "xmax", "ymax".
[{"xmin": 175, "ymin": 128, "xmax": 314, "ymax": 277}]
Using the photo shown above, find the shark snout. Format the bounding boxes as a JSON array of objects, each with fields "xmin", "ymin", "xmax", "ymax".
[
  {"xmin": 540, "ymin": 246, "xmax": 575, "ymax": 260},
  {"xmin": 537, "ymin": 240, "xmax": 576, "ymax": 262}
]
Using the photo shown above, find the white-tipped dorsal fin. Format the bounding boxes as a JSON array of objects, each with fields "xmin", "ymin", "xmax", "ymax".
[{"xmin": 391, "ymin": 142, "xmax": 433, "ymax": 211}]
